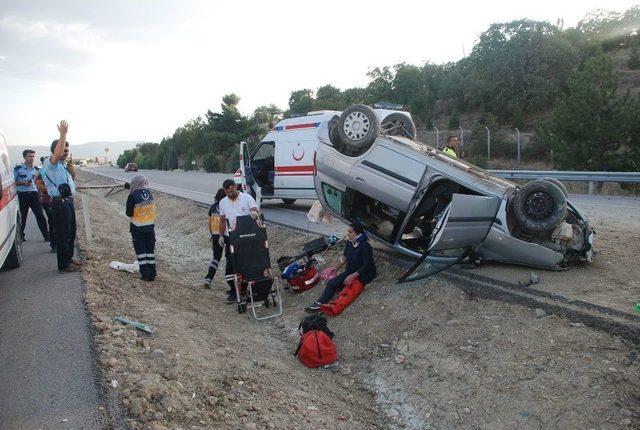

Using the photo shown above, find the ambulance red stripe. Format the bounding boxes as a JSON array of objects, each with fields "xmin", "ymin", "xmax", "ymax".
[{"xmin": 0, "ymin": 183, "xmax": 16, "ymax": 211}]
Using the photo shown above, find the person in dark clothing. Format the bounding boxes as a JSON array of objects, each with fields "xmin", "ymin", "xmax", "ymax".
[
  {"xmin": 125, "ymin": 174, "xmax": 157, "ymax": 282},
  {"xmin": 305, "ymin": 223, "xmax": 376, "ymax": 313},
  {"xmin": 203, "ymin": 188, "xmax": 227, "ymax": 288},
  {"xmin": 35, "ymin": 165, "xmax": 56, "ymax": 252},
  {"xmin": 14, "ymin": 149, "xmax": 49, "ymax": 241},
  {"xmin": 41, "ymin": 121, "xmax": 80, "ymax": 273}
]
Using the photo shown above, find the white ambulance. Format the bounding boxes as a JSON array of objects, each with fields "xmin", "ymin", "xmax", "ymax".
[
  {"xmin": 0, "ymin": 130, "xmax": 23, "ymax": 270},
  {"xmin": 236, "ymin": 106, "xmax": 414, "ymax": 206}
]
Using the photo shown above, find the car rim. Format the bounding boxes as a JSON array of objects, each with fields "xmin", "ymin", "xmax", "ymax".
[
  {"xmin": 343, "ymin": 111, "xmax": 370, "ymax": 141},
  {"xmin": 525, "ymin": 191, "xmax": 554, "ymax": 220}
]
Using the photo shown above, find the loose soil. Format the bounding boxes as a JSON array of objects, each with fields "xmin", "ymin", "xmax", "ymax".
[
  {"xmin": 76, "ymin": 171, "xmax": 640, "ymax": 430},
  {"xmin": 462, "ymin": 194, "xmax": 640, "ymax": 316}
]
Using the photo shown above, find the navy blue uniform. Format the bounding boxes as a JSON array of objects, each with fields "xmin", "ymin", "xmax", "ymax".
[
  {"xmin": 205, "ymin": 201, "xmax": 224, "ymax": 283},
  {"xmin": 13, "ymin": 163, "xmax": 49, "ymax": 240},
  {"xmin": 41, "ymin": 157, "xmax": 77, "ymax": 270},
  {"xmin": 126, "ymin": 188, "xmax": 157, "ymax": 281},
  {"xmin": 317, "ymin": 237, "xmax": 376, "ymax": 304}
]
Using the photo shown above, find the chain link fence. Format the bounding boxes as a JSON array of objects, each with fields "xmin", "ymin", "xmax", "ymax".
[{"xmin": 417, "ymin": 128, "xmax": 550, "ymax": 167}]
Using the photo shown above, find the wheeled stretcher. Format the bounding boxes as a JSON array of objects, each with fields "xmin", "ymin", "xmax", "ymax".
[{"xmin": 228, "ymin": 215, "xmax": 282, "ymax": 320}]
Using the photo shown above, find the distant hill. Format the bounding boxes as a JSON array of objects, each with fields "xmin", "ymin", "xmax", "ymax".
[{"xmin": 7, "ymin": 141, "xmax": 141, "ymax": 165}]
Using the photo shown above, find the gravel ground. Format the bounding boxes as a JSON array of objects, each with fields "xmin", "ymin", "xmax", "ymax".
[{"xmin": 76, "ymin": 171, "xmax": 640, "ymax": 430}]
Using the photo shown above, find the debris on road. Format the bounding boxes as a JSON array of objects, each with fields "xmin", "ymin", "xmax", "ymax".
[
  {"xmin": 109, "ymin": 260, "xmax": 139, "ymax": 273},
  {"xmin": 113, "ymin": 316, "xmax": 154, "ymax": 334},
  {"xmin": 535, "ymin": 308, "xmax": 548, "ymax": 318},
  {"xmin": 518, "ymin": 272, "xmax": 540, "ymax": 287}
]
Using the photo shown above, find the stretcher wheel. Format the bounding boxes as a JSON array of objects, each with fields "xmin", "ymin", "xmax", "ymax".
[
  {"xmin": 238, "ymin": 303, "xmax": 247, "ymax": 314},
  {"xmin": 264, "ymin": 298, "xmax": 271, "ymax": 308}
]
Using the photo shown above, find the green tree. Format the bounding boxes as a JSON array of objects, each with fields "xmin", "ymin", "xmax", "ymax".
[
  {"xmin": 447, "ymin": 110, "xmax": 460, "ymax": 129},
  {"xmin": 184, "ymin": 149, "xmax": 196, "ymax": 171},
  {"xmin": 628, "ymin": 46, "xmax": 640, "ymax": 69},
  {"xmin": 253, "ymin": 104, "xmax": 283, "ymax": 128},
  {"xmin": 536, "ymin": 51, "xmax": 640, "ymax": 171},
  {"xmin": 165, "ymin": 146, "xmax": 178, "ymax": 170},
  {"xmin": 314, "ymin": 85, "xmax": 342, "ymax": 110},
  {"xmin": 468, "ymin": 19, "xmax": 577, "ymax": 120},
  {"xmin": 202, "ymin": 153, "xmax": 218, "ymax": 173},
  {"xmin": 288, "ymin": 89, "xmax": 314, "ymax": 115}
]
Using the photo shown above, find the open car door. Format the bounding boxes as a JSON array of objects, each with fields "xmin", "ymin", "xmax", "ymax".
[
  {"xmin": 236, "ymin": 141, "xmax": 261, "ymax": 207},
  {"xmin": 398, "ymin": 193, "xmax": 500, "ymax": 283}
]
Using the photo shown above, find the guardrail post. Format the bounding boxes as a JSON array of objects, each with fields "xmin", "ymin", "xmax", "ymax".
[
  {"xmin": 515, "ymin": 128, "xmax": 521, "ymax": 163},
  {"xmin": 588, "ymin": 181, "xmax": 594, "ymax": 195},
  {"xmin": 485, "ymin": 126, "xmax": 491, "ymax": 160},
  {"xmin": 82, "ymin": 193, "xmax": 93, "ymax": 244},
  {"xmin": 459, "ymin": 126, "xmax": 464, "ymax": 153},
  {"xmin": 434, "ymin": 125, "xmax": 439, "ymax": 148}
]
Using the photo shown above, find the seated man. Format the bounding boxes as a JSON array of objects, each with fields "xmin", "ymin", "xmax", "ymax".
[{"xmin": 305, "ymin": 223, "xmax": 376, "ymax": 313}]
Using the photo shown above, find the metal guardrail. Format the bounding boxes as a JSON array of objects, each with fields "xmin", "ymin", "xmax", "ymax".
[
  {"xmin": 488, "ymin": 170, "xmax": 640, "ymax": 194},
  {"xmin": 489, "ymin": 170, "xmax": 640, "ymax": 183}
]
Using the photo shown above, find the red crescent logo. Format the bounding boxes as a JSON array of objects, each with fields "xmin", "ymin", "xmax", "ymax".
[{"xmin": 292, "ymin": 144, "xmax": 305, "ymax": 161}]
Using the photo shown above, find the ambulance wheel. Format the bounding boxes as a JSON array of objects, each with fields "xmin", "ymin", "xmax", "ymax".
[
  {"xmin": 282, "ymin": 199, "xmax": 296, "ymax": 205},
  {"xmin": 2, "ymin": 216, "xmax": 24, "ymax": 270},
  {"xmin": 336, "ymin": 104, "xmax": 379, "ymax": 156},
  {"xmin": 381, "ymin": 113, "xmax": 417, "ymax": 139},
  {"xmin": 513, "ymin": 180, "xmax": 567, "ymax": 232}
]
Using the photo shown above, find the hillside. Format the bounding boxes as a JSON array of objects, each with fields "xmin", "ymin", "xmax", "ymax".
[{"xmin": 7, "ymin": 141, "xmax": 140, "ymax": 165}]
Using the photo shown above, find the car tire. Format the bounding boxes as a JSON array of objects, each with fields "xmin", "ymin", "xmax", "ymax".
[
  {"xmin": 282, "ymin": 199, "xmax": 296, "ymax": 205},
  {"xmin": 327, "ymin": 115, "xmax": 344, "ymax": 150},
  {"xmin": 3, "ymin": 217, "xmax": 24, "ymax": 270},
  {"xmin": 381, "ymin": 112, "xmax": 417, "ymax": 139},
  {"xmin": 513, "ymin": 180, "xmax": 567, "ymax": 232},
  {"xmin": 336, "ymin": 104, "xmax": 379, "ymax": 156},
  {"xmin": 542, "ymin": 177, "xmax": 569, "ymax": 199}
]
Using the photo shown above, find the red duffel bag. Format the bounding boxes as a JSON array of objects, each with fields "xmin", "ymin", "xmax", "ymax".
[
  {"xmin": 320, "ymin": 278, "xmax": 364, "ymax": 317},
  {"xmin": 295, "ymin": 330, "xmax": 337, "ymax": 368},
  {"xmin": 288, "ymin": 267, "xmax": 320, "ymax": 293}
]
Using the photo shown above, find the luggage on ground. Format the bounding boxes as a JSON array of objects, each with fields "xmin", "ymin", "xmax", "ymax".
[{"xmin": 320, "ymin": 278, "xmax": 364, "ymax": 317}]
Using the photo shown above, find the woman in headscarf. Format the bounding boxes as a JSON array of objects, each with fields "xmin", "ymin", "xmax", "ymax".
[
  {"xmin": 305, "ymin": 223, "xmax": 376, "ymax": 313},
  {"xmin": 125, "ymin": 174, "xmax": 157, "ymax": 281},
  {"xmin": 203, "ymin": 187, "xmax": 227, "ymax": 288}
]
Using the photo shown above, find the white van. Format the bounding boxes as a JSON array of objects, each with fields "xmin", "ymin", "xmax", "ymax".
[
  {"xmin": 0, "ymin": 131, "xmax": 23, "ymax": 269},
  {"xmin": 236, "ymin": 107, "xmax": 414, "ymax": 206}
]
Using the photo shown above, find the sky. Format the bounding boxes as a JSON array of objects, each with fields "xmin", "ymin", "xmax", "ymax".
[{"xmin": 0, "ymin": 0, "xmax": 638, "ymax": 147}]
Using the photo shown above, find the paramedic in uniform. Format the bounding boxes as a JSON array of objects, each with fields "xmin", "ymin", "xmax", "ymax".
[
  {"xmin": 125, "ymin": 174, "xmax": 157, "ymax": 282},
  {"xmin": 203, "ymin": 187, "xmax": 227, "ymax": 288},
  {"xmin": 41, "ymin": 121, "xmax": 79, "ymax": 273},
  {"xmin": 13, "ymin": 149, "xmax": 50, "ymax": 241},
  {"xmin": 218, "ymin": 179, "xmax": 260, "ymax": 303}
]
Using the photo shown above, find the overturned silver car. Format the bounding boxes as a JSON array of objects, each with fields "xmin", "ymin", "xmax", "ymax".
[{"xmin": 313, "ymin": 104, "xmax": 595, "ymax": 282}]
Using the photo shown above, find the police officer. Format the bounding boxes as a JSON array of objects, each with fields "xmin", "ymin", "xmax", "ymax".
[
  {"xmin": 13, "ymin": 149, "xmax": 50, "ymax": 241},
  {"xmin": 443, "ymin": 136, "xmax": 460, "ymax": 159},
  {"xmin": 41, "ymin": 121, "xmax": 80, "ymax": 273}
]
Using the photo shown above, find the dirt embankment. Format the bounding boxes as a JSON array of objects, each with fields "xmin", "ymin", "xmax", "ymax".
[{"xmin": 76, "ymin": 171, "xmax": 640, "ymax": 430}]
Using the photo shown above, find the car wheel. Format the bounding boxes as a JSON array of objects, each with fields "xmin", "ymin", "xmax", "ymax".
[
  {"xmin": 3, "ymin": 217, "xmax": 24, "ymax": 270},
  {"xmin": 336, "ymin": 104, "xmax": 379, "ymax": 156},
  {"xmin": 513, "ymin": 180, "xmax": 567, "ymax": 232},
  {"xmin": 327, "ymin": 115, "xmax": 344, "ymax": 151},
  {"xmin": 542, "ymin": 177, "xmax": 569, "ymax": 199},
  {"xmin": 381, "ymin": 112, "xmax": 417, "ymax": 139},
  {"xmin": 282, "ymin": 199, "xmax": 296, "ymax": 205}
]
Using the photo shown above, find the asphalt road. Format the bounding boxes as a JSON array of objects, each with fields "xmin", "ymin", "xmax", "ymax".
[
  {"xmin": 0, "ymin": 211, "xmax": 108, "ymax": 429},
  {"xmin": 87, "ymin": 166, "xmax": 344, "ymax": 237}
]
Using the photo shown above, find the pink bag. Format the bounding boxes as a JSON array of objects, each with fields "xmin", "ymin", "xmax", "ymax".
[{"xmin": 321, "ymin": 267, "xmax": 337, "ymax": 281}]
